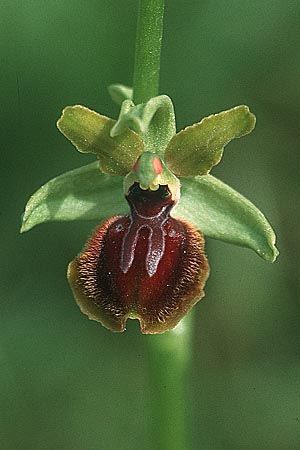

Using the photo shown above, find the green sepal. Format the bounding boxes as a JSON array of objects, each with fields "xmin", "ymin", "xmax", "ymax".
[
  {"xmin": 57, "ymin": 105, "xmax": 144, "ymax": 176},
  {"xmin": 110, "ymin": 95, "xmax": 176, "ymax": 155},
  {"xmin": 108, "ymin": 84, "xmax": 133, "ymax": 105},
  {"xmin": 165, "ymin": 105, "xmax": 256, "ymax": 176},
  {"xmin": 20, "ymin": 162, "xmax": 128, "ymax": 233},
  {"xmin": 173, "ymin": 175, "xmax": 278, "ymax": 262}
]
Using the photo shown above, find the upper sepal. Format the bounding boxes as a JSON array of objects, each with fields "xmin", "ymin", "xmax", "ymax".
[
  {"xmin": 173, "ymin": 175, "xmax": 279, "ymax": 262},
  {"xmin": 57, "ymin": 105, "xmax": 144, "ymax": 175},
  {"xmin": 165, "ymin": 105, "xmax": 256, "ymax": 176}
]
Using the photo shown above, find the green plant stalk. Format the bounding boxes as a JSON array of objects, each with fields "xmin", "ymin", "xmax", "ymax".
[
  {"xmin": 133, "ymin": 3, "xmax": 193, "ymax": 449},
  {"xmin": 133, "ymin": 0, "xmax": 164, "ymax": 104},
  {"xmin": 145, "ymin": 313, "xmax": 193, "ymax": 450}
]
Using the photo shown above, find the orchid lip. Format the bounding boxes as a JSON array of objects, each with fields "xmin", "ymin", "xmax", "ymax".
[{"xmin": 68, "ymin": 182, "xmax": 210, "ymax": 334}]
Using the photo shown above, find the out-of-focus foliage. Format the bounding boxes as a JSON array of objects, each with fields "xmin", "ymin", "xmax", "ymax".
[{"xmin": 0, "ymin": 1, "xmax": 299, "ymax": 449}]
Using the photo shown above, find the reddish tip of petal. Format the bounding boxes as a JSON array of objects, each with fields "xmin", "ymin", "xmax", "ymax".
[{"xmin": 152, "ymin": 157, "xmax": 163, "ymax": 175}]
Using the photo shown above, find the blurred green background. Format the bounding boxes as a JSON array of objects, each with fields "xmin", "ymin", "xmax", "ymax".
[{"xmin": 1, "ymin": 1, "xmax": 299, "ymax": 449}]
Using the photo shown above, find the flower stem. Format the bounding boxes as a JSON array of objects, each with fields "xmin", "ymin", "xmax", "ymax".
[
  {"xmin": 133, "ymin": 0, "xmax": 164, "ymax": 104},
  {"xmin": 145, "ymin": 313, "xmax": 193, "ymax": 450},
  {"xmin": 133, "ymin": 2, "xmax": 192, "ymax": 449}
]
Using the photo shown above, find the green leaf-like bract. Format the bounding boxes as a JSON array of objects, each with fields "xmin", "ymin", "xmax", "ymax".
[
  {"xmin": 57, "ymin": 105, "xmax": 144, "ymax": 176},
  {"xmin": 165, "ymin": 105, "xmax": 256, "ymax": 176},
  {"xmin": 21, "ymin": 162, "xmax": 128, "ymax": 233},
  {"xmin": 173, "ymin": 175, "xmax": 278, "ymax": 262}
]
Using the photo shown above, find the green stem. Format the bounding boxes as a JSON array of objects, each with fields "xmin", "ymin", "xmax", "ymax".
[
  {"xmin": 133, "ymin": 0, "xmax": 164, "ymax": 104},
  {"xmin": 133, "ymin": 2, "xmax": 192, "ymax": 449},
  {"xmin": 146, "ymin": 314, "xmax": 193, "ymax": 450}
]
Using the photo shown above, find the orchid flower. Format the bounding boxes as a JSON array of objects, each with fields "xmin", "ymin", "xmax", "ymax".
[{"xmin": 21, "ymin": 86, "xmax": 278, "ymax": 334}]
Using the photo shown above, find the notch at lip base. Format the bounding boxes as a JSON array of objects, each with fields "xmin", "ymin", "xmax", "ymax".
[
  {"xmin": 68, "ymin": 262, "xmax": 199, "ymax": 334},
  {"xmin": 69, "ymin": 257, "xmax": 208, "ymax": 335}
]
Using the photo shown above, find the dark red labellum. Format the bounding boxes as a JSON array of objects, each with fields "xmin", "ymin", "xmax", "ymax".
[{"xmin": 68, "ymin": 183, "xmax": 209, "ymax": 334}]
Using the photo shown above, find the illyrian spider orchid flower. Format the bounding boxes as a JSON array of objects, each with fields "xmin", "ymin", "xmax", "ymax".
[{"xmin": 21, "ymin": 85, "xmax": 278, "ymax": 334}]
